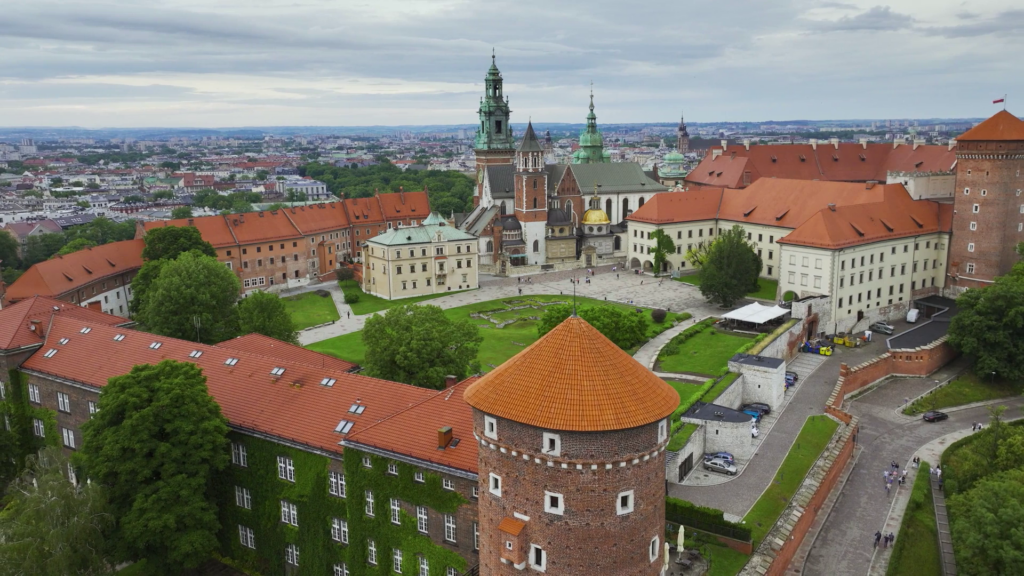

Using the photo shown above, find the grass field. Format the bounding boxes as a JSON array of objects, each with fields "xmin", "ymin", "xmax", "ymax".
[
  {"xmin": 903, "ymin": 372, "xmax": 1023, "ymax": 415},
  {"xmin": 743, "ymin": 415, "xmax": 839, "ymax": 546},
  {"xmin": 703, "ymin": 372, "xmax": 741, "ymax": 403},
  {"xmin": 668, "ymin": 422, "xmax": 699, "ymax": 451},
  {"xmin": 338, "ymin": 280, "xmax": 454, "ymax": 315},
  {"xmin": 283, "ymin": 291, "xmax": 340, "ymax": 330},
  {"xmin": 307, "ymin": 294, "xmax": 686, "ymax": 371},
  {"xmin": 658, "ymin": 329, "xmax": 753, "ymax": 375},
  {"xmin": 886, "ymin": 461, "xmax": 942, "ymax": 576},
  {"xmin": 675, "ymin": 273, "xmax": 779, "ymax": 301}
]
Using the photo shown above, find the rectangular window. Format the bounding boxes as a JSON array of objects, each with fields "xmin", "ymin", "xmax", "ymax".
[
  {"xmin": 235, "ymin": 486, "xmax": 251, "ymax": 509},
  {"xmin": 62, "ymin": 427, "xmax": 76, "ymax": 448},
  {"xmin": 335, "ymin": 564, "xmax": 349, "ymax": 576},
  {"xmin": 365, "ymin": 490, "xmax": 375, "ymax": 517},
  {"xmin": 277, "ymin": 456, "xmax": 295, "ymax": 482},
  {"xmin": 443, "ymin": 478, "xmax": 455, "ymax": 491},
  {"xmin": 57, "ymin": 392, "xmax": 71, "ymax": 413},
  {"xmin": 329, "ymin": 471, "xmax": 346, "ymax": 497},
  {"xmin": 444, "ymin": 514, "xmax": 457, "ymax": 543},
  {"xmin": 239, "ymin": 525, "xmax": 255, "ymax": 549},
  {"xmin": 368, "ymin": 540, "xmax": 377, "ymax": 565},
  {"xmin": 32, "ymin": 418, "xmax": 44, "ymax": 437},
  {"xmin": 531, "ymin": 545, "xmax": 547, "ymax": 571},
  {"xmin": 28, "ymin": 384, "xmax": 41, "ymax": 404},
  {"xmin": 332, "ymin": 518, "xmax": 349, "ymax": 543},
  {"xmin": 280, "ymin": 500, "xmax": 298, "ymax": 526},
  {"xmin": 417, "ymin": 506, "xmax": 428, "ymax": 533},
  {"xmin": 391, "ymin": 498, "xmax": 401, "ymax": 525},
  {"xmin": 967, "ymin": 263, "xmax": 975, "ymax": 274},
  {"xmin": 474, "ymin": 522, "xmax": 479, "ymax": 550},
  {"xmin": 419, "ymin": 557, "xmax": 429, "ymax": 576},
  {"xmin": 285, "ymin": 544, "xmax": 299, "ymax": 567},
  {"xmin": 231, "ymin": 442, "xmax": 247, "ymax": 467},
  {"xmin": 489, "ymin": 473, "xmax": 502, "ymax": 496}
]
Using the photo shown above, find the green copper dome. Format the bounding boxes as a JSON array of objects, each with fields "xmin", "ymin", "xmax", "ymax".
[
  {"xmin": 663, "ymin": 150, "xmax": 684, "ymax": 163},
  {"xmin": 573, "ymin": 91, "xmax": 609, "ymax": 164}
]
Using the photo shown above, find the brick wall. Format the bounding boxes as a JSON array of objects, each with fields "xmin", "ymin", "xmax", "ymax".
[{"xmin": 835, "ymin": 337, "xmax": 958, "ymax": 399}]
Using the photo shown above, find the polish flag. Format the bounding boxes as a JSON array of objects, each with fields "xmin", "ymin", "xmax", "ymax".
[{"xmin": 993, "ymin": 98, "xmax": 1005, "ymax": 104}]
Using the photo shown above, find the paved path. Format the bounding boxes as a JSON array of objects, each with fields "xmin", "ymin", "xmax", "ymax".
[
  {"xmin": 633, "ymin": 315, "xmax": 709, "ymax": 370},
  {"xmin": 298, "ymin": 269, "xmax": 725, "ymax": 345},
  {"xmin": 804, "ymin": 357, "xmax": 1024, "ymax": 576}
]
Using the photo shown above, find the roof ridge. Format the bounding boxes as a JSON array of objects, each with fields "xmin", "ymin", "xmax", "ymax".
[{"xmin": 345, "ymin": 380, "xmax": 472, "ymax": 441}]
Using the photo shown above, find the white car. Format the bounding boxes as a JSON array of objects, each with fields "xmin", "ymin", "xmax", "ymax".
[{"xmin": 703, "ymin": 458, "xmax": 737, "ymax": 476}]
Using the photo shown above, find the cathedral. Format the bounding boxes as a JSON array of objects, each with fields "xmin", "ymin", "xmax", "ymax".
[{"xmin": 457, "ymin": 54, "xmax": 669, "ymax": 274}]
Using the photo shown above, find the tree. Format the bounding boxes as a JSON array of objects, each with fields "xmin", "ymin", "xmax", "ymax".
[
  {"xmin": 948, "ymin": 263, "xmax": 1024, "ymax": 381},
  {"xmin": 141, "ymin": 225, "xmax": 216, "ymax": 262},
  {"xmin": 537, "ymin": 304, "xmax": 648, "ymax": 350},
  {"xmin": 0, "ymin": 448, "xmax": 112, "ymax": 576},
  {"xmin": 0, "ymin": 229, "xmax": 20, "ymax": 269},
  {"xmin": 123, "ymin": 195, "xmax": 144, "ymax": 204},
  {"xmin": 255, "ymin": 170, "xmax": 269, "ymax": 181},
  {"xmin": 231, "ymin": 199, "xmax": 253, "ymax": 214},
  {"xmin": 56, "ymin": 237, "xmax": 96, "ymax": 256},
  {"xmin": 684, "ymin": 239, "xmax": 715, "ymax": 270},
  {"xmin": 362, "ymin": 304, "xmax": 482, "ymax": 388},
  {"xmin": 86, "ymin": 182, "xmax": 101, "ymax": 190},
  {"xmin": 285, "ymin": 189, "xmax": 308, "ymax": 202},
  {"xmin": 948, "ymin": 468, "xmax": 1024, "ymax": 576},
  {"xmin": 80, "ymin": 360, "xmax": 229, "ymax": 575},
  {"xmin": 650, "ymin": 229, "xmax": 676, "ymax": 276},
  {"xmin": 337, "ymin": 267, "xmax": 355, "ymax": 282},
  {"xmin": 24, "ymin": 233, "xmax": 67, "ymax": 267},
  {"xmin": 128, "ymin": 259, "xmax": 166, "ymax": 317},
  {"xmin": 151, "ymin": 190, "xmax": 173, "ymax": 201},
  {"xmin": 698, "ymin": 225, "xmax": 762, "ymax": 307},
  {"xmin": 138, "ymin": 252, "xmax": 240, "ymax": 343},
  {"xmin": 76, "ymin": 200, "xmax": 91, "ymax": 208},
  {"xmin": 170, "ymin": 206, "xmax": 193, "ymax": 219},
  {"xmin": 237, "ymin": 291, "xmax": 298, "ymax": 344}
]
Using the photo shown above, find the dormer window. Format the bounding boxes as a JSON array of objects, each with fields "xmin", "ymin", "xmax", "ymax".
[{"xmin": 270, "ymin": 367, "xmax": 286, "ymax": 376}]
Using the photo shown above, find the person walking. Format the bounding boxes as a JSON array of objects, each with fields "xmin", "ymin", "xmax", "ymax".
[
  {"xmin": 874, "ymin": 531, "xmax": 882, "ymax": 548},
  {"xmin": 889, "ymin": 533, "xmax": 895, "ymax": 547},
  {"xmin": 347, "ymin": 311, "xmax": 350, "ymax": 319},
  {"xmin": 518, "ymin": 287, "xmax": 522, "ymax": 295}
]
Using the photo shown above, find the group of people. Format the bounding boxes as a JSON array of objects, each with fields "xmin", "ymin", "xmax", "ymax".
[
  {"xmin": 883, "ymin": 460, "xmax": 908, "ymax": 495},
  {"xmin": 874, "ymin": 530, "xmax": 896, "ymax": 549},
  {"xmin": 971, "ymin": 422, "xmax": 984, "ymax": 432}
]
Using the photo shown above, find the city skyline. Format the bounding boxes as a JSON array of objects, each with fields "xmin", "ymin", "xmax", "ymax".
[{"xmin": 0, "ymin": 0, "xmax": 1021, "ymax": 127}]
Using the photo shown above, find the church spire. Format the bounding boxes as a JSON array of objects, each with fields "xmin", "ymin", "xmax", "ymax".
[
  {"xmin": 475, "ymin": 52, "xmax": 514, "ymax": 152},
  {"xmin": 573, "ymin": 85, "xmax": 608, "ymax": 164}
]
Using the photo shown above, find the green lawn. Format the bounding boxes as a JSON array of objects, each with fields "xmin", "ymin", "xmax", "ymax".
[
  {"xmin": 706, "ymin": 544, "xmax": 752, "ymax": 576},
  {"xmin": 743, "ymin": 415, "xmax": 839, "ymax": 546},
  {"xmin": 675, "ymin": 273, "xmax": 779, "ymax": 301},
  {"xmin": 703, "ymin": 372, "xmax": 741, "ymax": 403},
  {"xmin": 338, "ymin": 280, "xmax": 455, "ymax": 316},
  {"xmin": 886, "ymin": 460, "xmax": 942, "ymax": 576},
  {"xmin": 903, "ymin": 372, "xmax": 1024, "ymax": 415},
  {"xmin": 307, "ymin": 294, "xmax": 686, "ymax": 371},
  {"xmin": 668, "ymin": 422, "xmax": 699, "ymax": 451},
  {"xmin": 283, "ymin": 291, "xmax": 340, "ymax": 330},
  {"xmin": 658, "ymin": 329, "xmax": 753, "ymax": 375}
]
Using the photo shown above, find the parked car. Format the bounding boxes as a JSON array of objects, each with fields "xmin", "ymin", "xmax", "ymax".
[
  {"xmin": 785, "ymin": 371, "xmax": 799, "ymax": 384},
  {"xmin": 743, "ymin": 402, "xmax": 772, "ymax": 416},
  {"xmin": 907, "ymin": 309, "xmax": 921, "ymax": 323},
  {"xmin": 923, "ymin": 411, "xmax": 949, "ymax": 422},
  {"xmin": 703, "ymin": 452, "xmax": 735, "ymax": 463},
  {"xmin": 742, "ymin": 409, "xmax": 761, "ymax": 422},
  {"xmin": 703, "ymin": 458, "xmax": 737, "ymax": 476},
  {"xmin": 869, "ymin": 322, "xmax": 895, "ymax": 335}
]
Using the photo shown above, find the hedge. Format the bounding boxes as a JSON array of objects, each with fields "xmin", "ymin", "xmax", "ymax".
[{"xmin": 666, "ymin": 497, "xmax": 752, "ymax": 542}]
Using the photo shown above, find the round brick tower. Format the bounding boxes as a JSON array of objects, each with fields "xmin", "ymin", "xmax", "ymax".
[{"xmin": 464, "ymin": 316, "xmax": 680, "ymax": 575}]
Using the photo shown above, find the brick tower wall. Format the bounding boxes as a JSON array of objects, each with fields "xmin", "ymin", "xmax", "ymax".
[
  {"xmin": 514, "ymin": 171, "xmax": 548, "ymax": 223},
  {"xmin": 473, "ymin": 410, "xmax": 666, "ymax": 576},
  {"xmin": 948, "ymin": 139, "xmax": 1024, "ymax": 289},
  {"xmin": 474, "ymin": 150, "xmax": 515, "ymax": 207}
]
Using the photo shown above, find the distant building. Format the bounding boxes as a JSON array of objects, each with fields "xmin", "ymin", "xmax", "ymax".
[
  {"xmin": 676, "ymin": 112, "xmax": 690, "ymax": 154},
  {"xmin": 363, "ymin": 213, "xmax": 479, "ymax": 300}
]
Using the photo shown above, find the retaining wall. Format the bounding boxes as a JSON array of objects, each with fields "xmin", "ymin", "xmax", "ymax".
[{"xmin": 835, "ymin": 337, "xmax": 958, "ymax": 400}]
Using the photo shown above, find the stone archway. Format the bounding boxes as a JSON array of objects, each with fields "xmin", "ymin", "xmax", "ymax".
[
  {"xmin": 643, "ymin": 260, "xmax": 654, "ymax": 272},
  {"xmin": 630, "ymin": 257, "xmax": 641, "ymax": 269}
]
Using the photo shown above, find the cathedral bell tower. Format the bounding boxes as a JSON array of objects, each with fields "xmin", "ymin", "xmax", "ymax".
[
  {"xmin": 677, "ymin": 112, "xmax": 690, "ymax": 154},
  {"xmin": 474, "ymin": 52, "xmax": 516, "ymax": 206},
  {"xmin": 514, "ymin": 121, "xmax": 547, "ymax": 224}
]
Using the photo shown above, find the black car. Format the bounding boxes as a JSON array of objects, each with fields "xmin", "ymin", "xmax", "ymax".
[
  {"xmin": 742, "ymin": 403, "xmax": 772, "ymax": 416},
  {"xmin": 923, "ymin": 411, "xmax": 949, "ymax": 422}
]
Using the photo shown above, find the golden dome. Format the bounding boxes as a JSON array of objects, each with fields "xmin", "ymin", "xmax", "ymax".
[{"xmin": 582, "ymin": 208, "xmax": 611, "ymax": 225}]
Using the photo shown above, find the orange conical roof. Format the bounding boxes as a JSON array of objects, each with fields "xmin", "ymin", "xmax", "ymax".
[
  {"xmin": 463, "ymin": 316, "xmax": 679, "ymax": 432},
  {"xmin": 957, "ymin": 110, "xmax": 1024, "ymax": 141}
]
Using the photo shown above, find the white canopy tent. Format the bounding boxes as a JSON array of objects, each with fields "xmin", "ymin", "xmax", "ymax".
[{"xmin": 721, "ymin": 302, "xmax": 790, "ymax": 325}]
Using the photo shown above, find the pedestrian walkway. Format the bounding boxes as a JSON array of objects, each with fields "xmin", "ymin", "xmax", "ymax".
[
  {"xmin": 931, "ymin": 475, "xmax": 957, "ymax": 576},
  {"xmin": 633, "ymin": 315, "xmax": 710, "ymax": 370}
]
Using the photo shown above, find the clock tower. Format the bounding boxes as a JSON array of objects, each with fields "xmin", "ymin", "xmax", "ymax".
[{"xmin": 474, "ymin": 52, "xmax": 515, "ymax": 206}]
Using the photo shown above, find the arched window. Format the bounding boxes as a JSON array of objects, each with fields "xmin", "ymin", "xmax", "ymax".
[
  {"xmin": 614, "ymin": 236, "xmax": 622, "ymax": 250},
  {"xmin": 532, "ymin": 240, "xmax": 539, "ymax": 253},
  {"xmin": 500, "ymin": 201, "xmax": 506, "ymax": 216},
  {"xmin": 486, "ymin": 240, "xmax": 493, "ymax": 253},
  {"xmin": 533, "ymin": 179, "xmax": 537, "ymax": 190},
  {"xmin": 552, "ymin": 199, "xmax": 559, "ymax": 210},
  {"xmin": 606, "ymin": 199, "xmax": 613, "ymax": 218},
  {"xmin": 622, "ymin": 198, "xmax": 629, "ymax": 216},
  {"xmin": 638, "ymin": 197, "xmax": 645, "ymax": 208}
]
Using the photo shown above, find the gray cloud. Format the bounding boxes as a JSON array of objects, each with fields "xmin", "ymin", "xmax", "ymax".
[
  {"xmin": 808, "ymin": 5, "xmax": 915, "ymax": 31},
  {"xmin": 922, "ymin": 9, "xmax": 1024, "ymax": 37}
]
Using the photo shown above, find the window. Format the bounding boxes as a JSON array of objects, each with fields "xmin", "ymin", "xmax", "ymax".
[
  {"xmin": 239, "ymin": 525, "xmax": 255, "ymax": 549},
  {"xmin": 362, "ymin": 456, "xmax": 372, "ymax": 468},
  {"xmin": 489, "ymin": 473, "xmax": 502, "ymax": 496},
  {"xmin": 189, "ymin": 349, "xmax": 203, "ymax": 358},
  {"xmin": 57, "ymin": 392, "xmax": 70, "ymax": 412},
  {"xmin": 964, "ymin": 187, "xmax": 970, "ymax": 195},
  {"xmin": 541, "ymin": 432, "xmax": 561, "ymax": 456},
  {"xmin": 650, "ymin": 536, "xmax": 660, "ymax": 562},
  {"xmin": 270, "ymin": 367, "xmax": 285, "ymax": 376},
  {"xmin": 277, "ymin": 456, "xmax": 295, "ymax": 482},
  {"xmin": 474, "ymin": 522, "xmax": 479, "ymax": 550},
  {"xmin": 417, "ymin": 506, "xmax": 429, "ymax": 533},
  {"xmin": 393, "ymin": 549, "xmax": 403, "ymax": 573},
  {"xmin": 447, "ymin": 569, "xmax": 458, "ymax": 576},
  {"xmin": 981, "ymin": 189, "xmax": 988, "ymax": 196},
  {"xmin": 285, "ymin": 544, "xmax": 299, "ymax": 567},
  {"xmin": 544, "ymin": 491, "xmax": 564, "ymax": 515},
  {"xmin": 365, "ymin": 490, "xmax": 375, "ymax": 517},
  {"xmin": 414, "ymin": 471, "xmax": 425, "ymax": 483},
  {"xmin": 62, "ymin": 427, "xmax": 75, "ymax": 448},
  {"xmin": 335, "ymin": 564, "xmax": 349, "ymax": 576},
  {"xmin": 968, "ymin": 243, "xmax": 975, "ymax": 252},
  {"xmin": 43, "ymin": 348, "xmax": 57, "ymax": 358},
  {"xmin": 388, "ymin": 462, "xmax": 399, "ymax": 475},
  {"xmin": 484, "ymin": 416, "xmax": 497, "ymax": 439},
  {"xmin": 443, "ymin": 478, "xmax": 455, "ymax": 490},
  {"xmin": 530, "ymin": 545, "xmax": 547, "ymax": 571},
  {"xmin": 419, "ymin": 557, "xmax": 429, "ymax": 576},
  {"xmin": 444, "ymin": 514, "xmax": 457, "ymax": 542},
  {"xmin": 113, "ymin": 334, "xmax": 125, "ymax": 341},
  {"xmin": 32, "ymin": 418, "xmax": 45, "ymax": 437},
  {"xmin": 280, "ymin": 500, "xmax": 298, "ymax": 526},
  {"xmin": 391, "ymin": 498, "xmax": 401, "ymax": 524},
  {"xmin": 618, "ymin": 490, "xmax": 635, "ymax": 515},
  {"xmin": 658, "ymin": 419, "xmax": 668, "ymax": 442},
  {"xmin": 472, "ymin": 486, "xmax": 479, "ymax": 499},
  {"xmin": 368, "ymin": 540, "xmax": 377, "ymax": 565},
  {"xmin": 332, "ymin": 518, "xmax": 348, "ymax": 543},
  {"xmin": 235, "ymin": 486, "xmax": 251, "ymax": 509},
  {"xmin": 225, "ymin": 357, "xmax": 239, "ymax": 366},
  {"xmin": 973, "ymin": 203, "xmax": 980, "ymax": 213},
  {"xmin": 232, "ymin": 442, "xmax": 247, "ymax": 467},
  {"xmin": 967, "ymin": 263, "xmax": 975, "ymax": 274},
  {"xmin": 329, "ymin": 471, "xmax": 346, "ymax": 497}
]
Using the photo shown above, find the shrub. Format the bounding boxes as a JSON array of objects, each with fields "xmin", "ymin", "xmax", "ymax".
[
  {"xmin": 344, "ymin": 292, "xmax": 360, "ymax": 304},
  {"xmin": 666, "ymin": 497, "xmax": 752, "ymax": 541},
  {"xmin": 651, "ymin": 308, "xmax": 667, "ymax": 324},
  {"xmin": 337, "ymin": 267, "xmax": 355, "ymax": 282}
]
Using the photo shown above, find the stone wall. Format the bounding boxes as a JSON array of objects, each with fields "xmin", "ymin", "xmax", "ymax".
[
  {"xmin": 713, "ymin": 376, "xmax": 743, "ymax": 410},
  {"xmin": 667, "ymin": 426, "xmax": 705, "ymax": 484},
  {"xmin": 835, "ymin": 337, "xmax": 958, "ymax": 401},
  {"xmin": 680, "ymin": 416, "xmax": 756, "ymax": 461},
  {"xmin": 732, "ymin": 359, "xmax": 785, "ymax": 410}
]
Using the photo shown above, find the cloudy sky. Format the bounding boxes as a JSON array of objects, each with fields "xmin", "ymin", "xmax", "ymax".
[{"xmin": 0, "ymin": 0, "xmax": 1021, "ymax": 127}]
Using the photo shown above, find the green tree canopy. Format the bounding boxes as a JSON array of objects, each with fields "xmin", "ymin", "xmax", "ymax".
[
  {"xmin": 141, "ymin": 225, "xmax": 216, "ymax": 262},
  {"xmin": 128, "ymin": 259, "xmax": 166, "ymax": 318},
  {"xmin": 948, "ymin": 263, "xmax": 1024, "ymax": 382},
  {"xmin": 0, "ymin": 229, "xmax": 20, "ymax": 269},
  {"xmin": 650, "ymin": 229, "xmax": 676, "ymax": 276},
  {"xmin": 537, "ymin": 303, "xmax": 648, "ymax": 349},
  {"xmin": 56, "ymin": 237, "xmax": 97, "ymax": 256},
  {"xmin": 237, "ymin": 291, "xmax": 298, "ymax": 344},
  {"xmin": 151, "ymin": 190, "xmax": 173, "ymax": 201},
  {"xmin": 80, "ymin": 360, "xmax": 229, "ymax": 575},
  {"xmin": 170, "ymin": 206, "xmax": 193, "ymax": 219},
  {"xmin": 948, "ymin": 467, "xmax": 1024, "ymax": 576},
  {"xmin": 0, "ymin": 448, "xmax": 112, "ymax": 576},
  {"xmin": 684, "ymin": 239, "xmax": 714, "ymax": 270},
  {"xmin": 285, "ymin": 189, "xmax": 308, "ymax": 202},
  {"xmin": 137, "ymin": 252, "xmax": 240, "ymax": 343},
  {"xmin": 123, "ymin": 195, "xmax": 144, "ymax": 204},
  {"xmin": 300, "ymin": 161, "xmax": 475, "ymax": 214},
  {"xmin": 24, "ymin": 233, "xmax": 67, "ymax": 267},
  {"xmin": 699, "ymin": 225, "xmax": 762, "ymax": 307},
  {"xmin": 362, "ymin": 304, "xmax": 482, "ymax": 388}
]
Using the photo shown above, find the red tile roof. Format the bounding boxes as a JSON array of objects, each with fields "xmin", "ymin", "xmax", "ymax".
[
  {"xmin": 143, "ymin": 217, "xmax": 237, "ymax": 248},
  {"xmin": 376, "ymin": 191, "xmax": 430, "ymax": 221},
  {"xmin": 219, "ymin": 333, "xmax": 356, "ymax": 373},
  {"xmin": 281, "ymin": 202, "xmax": 350, "ymax": 235},
  {"xmin": 224, "ymin": 210, "xmax": 301, "ymax": 245},
  {"xmin": 717, "ymin": 179, "xmax": 895, "ymax": 229},
  {"xmin": 21, "ymin": 317, "xmax": 433, "ymax": 455},
  {"xmin": 0, "ymin": 296, "xmax": 128, "ymax": 351},
  {"xmin": 464, "ymin": 317, "xmax": 679, "ymax": 432},
  {"xmin": 626, "ymin": 189, "xmax": 724, "ymax": 224},
  {"xmin": 345, "ymin": 379, "xmax": 479, "ymax": 474},
  {"xmin": 498, "ymin": 517, "xmax": 526, "ymax": 536},
  {"xmin": 6, "ymin": 239, "xmax": 144, "ymax": 301},
  {"xmin": 957, "ymin": 110, "xmax": 1024, "ymax": 141},
  {"xmin": 344, "ymin": 197, "xmax": 386, "ymax": 224}
]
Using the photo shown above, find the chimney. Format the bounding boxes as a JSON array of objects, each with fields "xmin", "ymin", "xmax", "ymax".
[
  {"xmin": 437, "ymin": 426, "xmax": 453, "ymax": 450},
  {"xmin": 743, "ymin": 139, "xmax": 751, "ymax": 151},
  {"xmin": 865, "ymin": 181, "xmax": 877, "ymax": 190},
  {"xmin": 860, "ymin": 138, "xmax": 868, "ymax": 149},
  {"xmin": 809, "ymin": 138, "xmax": 818, "ymax": 151},
  {"xmin": 913, "ymin": 139, "xmax": 924, "ymax": 150},
  {"xmin": 948, "ymin": 139, "xmax": 957, "ymax": 151},
  {"xmin": 445, "ymin": 375, "xmax": 458, "ymax": 389},
  {"xmin": 187, "ymin": 218, "xmax": 194, "ymax": 226},
  {"xmin": 893, "ymin": 141, "xmax": 900, "ymax": 150},
  {"xmin": 828, "ymin": 203, "xmax": 836, "ymax": 211},
  {"xmin": 830, "ymin": 137, "xmax": 839, "ymax": 149},
  {"xmin": 712, "ymin": 149, "xmax": 722, "ymax": 160},
  {"xmin": 720, "ymin": 139, "xmax": 728, "ymax": 149}
]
